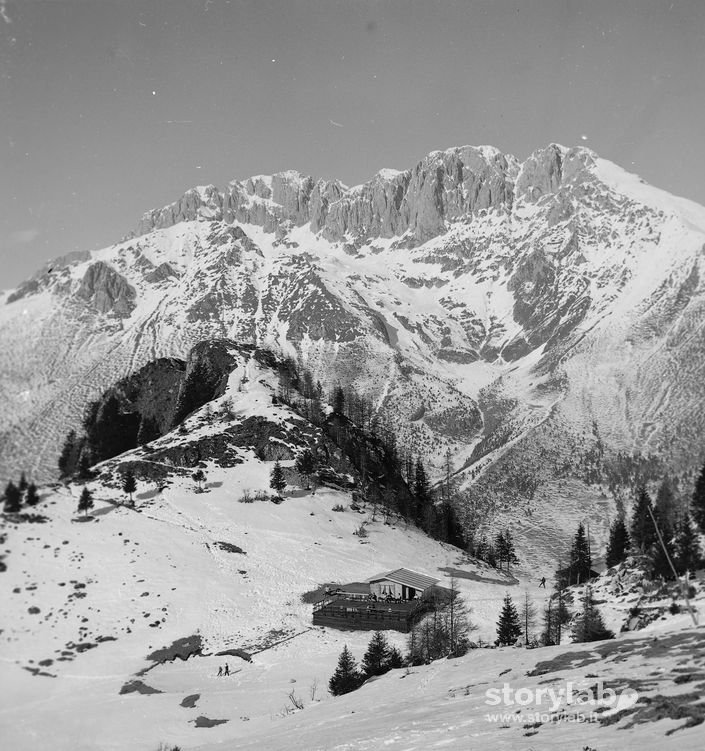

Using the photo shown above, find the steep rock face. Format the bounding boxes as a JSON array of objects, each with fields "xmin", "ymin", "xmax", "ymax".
[
  {"xmin": 171, "ymin": 339, "xmax": 240, "ymax": 427},
  {"xmin": 322, "ymin": 169, "xmax": 411, "ymax": 240},
  {"xmin": 112, "ymin": 357, "xmax": 186, "ymax": 435},
  {"xmin": 134, "ymin": 185, "xmax": 224, "ymax": 236},
  {"xmin": 75, "ymin": 262, "xmax": 136, "ymax": 317},
  {"xmin": 127, "ymin": 146, "xmax": 521, "ymax": 246}
]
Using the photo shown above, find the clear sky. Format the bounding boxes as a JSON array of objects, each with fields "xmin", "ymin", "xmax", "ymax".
[{"xmin": 2, "ymin": 0, "xmax": 704, "ymax": 287}]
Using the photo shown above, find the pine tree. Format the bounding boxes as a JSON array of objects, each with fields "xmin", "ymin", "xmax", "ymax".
[
  {"xmin": 649, "ymin": 513, "xmax": 676, "ymax": 580},
  {"xmin": 332, "ymin": 385, "xmax": 345, "ymax": 416},
  {"xmin": 496, "ymin": 593, "xmax": 522, "ymax": 646},
  {"xmin": 361, "ymin": 631, "xmax": 391, "ymax": 678},
  {"xmin": 270, "ymin": 461, "xmax": 286, "ymax": 496},
  {"xmin": 692, "ymin": 462, "xmax": 705, "ymax": 532},
  {"xmin": 192, "ymin": 469, "xmax": 206, "ymax": 491},
  {"xmin": 18, "ymin": 472, "xmax": 28, "ymax": 493},
  {"xmin": 655, "ymin": 476, "xmax": 678, "ymax": 531},
  {"xmin": 520, "ymin": 591, "xmax": 538, "ymax": 644},
  {"xmin": 25, "ymin": 483, "xmax": 40, "ymax": 507},
  {"xmin": 328, "ymin": 645, "xmax": 363, "ymax": 696},
  {"xmin": 386, "ymin": 646, "xmax": 404, "ymax": 669},
  {"xmin": 295, "ymin": 449, "xmax": 317, "ymax": 490},
  {"xmin": 77, "ymin": 487, "xmax": 94, "ymax": 516},
  {"xmin": 541, "ymin": 599, "xmax": 556, "ymax": 646},
  {"xmin": 58, "ymin": 430, "xmax": 76, "ymax": 477},
  {"xmin": 58, "ymin": 429, "xmax": 79, "ymax": 478},
  {"xmin": 630, "ymin": 486, "xmax": 658, "ymax": 553},
  {"xmin": 77, "ymin": 452, "xmax": 95, "ymax": 480},
  {"xmin": 413, "ymin": 458, "xmax": 431, "ymax": 526},
  {"xmin": 675, "ymin": 513, "xmax": 702, "ymax": 575},
  {"xmin": 474, "ymin": 534, "xmax": 489, "ymax": 562},
  {"xmin": 569, "ymin": 523, "xmax": 592, "ymax": 584},
  {"xmin": 571, "ymin": 587, "xmax": 614, "ymax": 643},
  {"xmin": 606, "ymin": 517, "xmax": 630, "ymax": 568},
  {"xmin": 444, "ymin": 577, "xmax": 474, "ymax": 656},
  {"xmin": 494, "ymin": 530, "xmax": 508, "ymax": 569},
  {"xmin": 122, "ymin": 469, "xmax": 137, "ymax": 504},
  {"xmin": 3, "ymin": 481, "xmax": 22, "ymax": 513},
  {"xmin": 503, "ymin": 529, "xmax": 520, "ymax": 570}
]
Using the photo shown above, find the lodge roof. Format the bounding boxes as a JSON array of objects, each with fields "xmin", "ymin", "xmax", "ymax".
[{"xmin": 367, "ymin": 568, "xmax": 439, "ymax": 590}]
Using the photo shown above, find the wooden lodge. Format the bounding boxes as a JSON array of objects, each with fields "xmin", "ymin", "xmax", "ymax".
[{"xmin": 312, "ymin": 568, "xmax": 442, "ymax": 633}]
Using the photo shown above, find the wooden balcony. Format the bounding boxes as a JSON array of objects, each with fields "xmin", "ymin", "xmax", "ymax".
[{"xmin": 312, "ymin": 595, "xmax": 426, "ymax": 633}]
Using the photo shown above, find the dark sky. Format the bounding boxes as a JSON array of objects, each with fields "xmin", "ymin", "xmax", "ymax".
[{"xmin": 2, "ymin": 0, "xmax": 704, "ymax": 287}]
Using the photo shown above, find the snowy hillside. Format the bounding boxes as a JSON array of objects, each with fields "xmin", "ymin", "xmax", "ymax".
[
  {"xmin": 2, "ymin": 326, "xmax": 704, "ymax": 751},
  {"xmin": 1, "ymin": 365, "xmax": 531, "ymax": 751}
]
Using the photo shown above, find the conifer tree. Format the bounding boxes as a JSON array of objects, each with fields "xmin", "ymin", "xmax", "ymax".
[
  {"xmin": 503, "ymin": 529, "xmax": 520, "ymax": 570},
  {"xmin": 77, "ymin": 453, "xmax": 95, "ymax": 480},
  {"xmin": 122, "ymin": 469, "xmax": 137, "ymax": 504},
  {"xmin": 520, "ymin": 590, "xmax": 538, "ymax": 644},
  {"xmin": 386, "ymin": 646, "xmax": 404, "ymax": 669},
  {"xmin": 332, "ymin": 385, "xmax": 345, "ymax": 415},
  {"xmin": 649, "ymin": 514, "xmax": 676, "ymax": 580},
  {"xmin": 413, "ymin": 458, "xmax": 431, "ymax": 525},
  {"xmin": 474, "ymin": 534, "xmax": 489, "ymax": 563},
  {"xmin": 496, "ymin": 593, "xmax": 522, "ymax": 646},
  {"xmin": 295, "ymin": 449, "xmax": 317, "ymax": 490},
  {"xmin": 18, "ymin": 472, "xmax": 28, "ymax": 493},
  {"xmin": 77, "ymin": 487, "xmax": 94, "ymax": 516},
  {"xmin": 494, "ymin": 530, "xmax": 508, "ymax": 569},
  {"xmin": 361, "ymin": 631, "xmax": 391, "ymax": 678},
  {"xmin": 25, "ymin": 483, "xmax": 40, "ymax": 507},
  {"xmin": 692, "ymin": 462, "xmax": 705, "ymax": 532},
  {"xmin": 440, "ymin": 577, "xmax": 474, "ymax": 657},
  {"xmin": 269, "ymin": 461, "xmax": 286, "ymax": 495},
  {"xmin": 191, "ymin": 469, "xmax": 206, "ymax": 491},
  {"xmin": 3, "ymin": 481, "xmax": 21, "ymax": 513},
  {"xmin": 606, "ymin": 517, "xmax": 630, "ymax": 568},
  {"xmin": 486, "ymin": 543, "xmax": 498, "ymax": 569},
  {"xmin": 569, "ymin": 523, "xmax": 592, "ymax": 584},
  {"xmin": 675, "ymin": 513, "xmax": 702, "ymax": 575},
  {"xmin": 58, "ymin": 430, "xmax": 79, "ymax": 478},
  {"xmin": 328, "ymin": 645, "xmax": 363, "ymax": 696},
  {"xmin": 655, "ymin": 476, "xmax": 678, "ymax": 531},
  {"xmin": 571, "ymin": 587, "xmax": 614, "ymax": 642},
  {"xmin": 541, "ymin": 599, "xmax": 556, "ymax": 646},
  {"xmin": 630, "ymin": 486, "xmax": 658, "ymax": 553}
]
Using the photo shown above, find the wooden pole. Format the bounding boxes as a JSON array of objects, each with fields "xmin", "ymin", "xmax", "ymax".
[{"xmin": 647, "ymin": 504, "xmax": 698, "ymax": 627}]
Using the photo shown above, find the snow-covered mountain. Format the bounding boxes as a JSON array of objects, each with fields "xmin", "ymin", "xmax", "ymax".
[{"xmin": 2, "ymin": 143, "xmax": 705, "ymax": 551}]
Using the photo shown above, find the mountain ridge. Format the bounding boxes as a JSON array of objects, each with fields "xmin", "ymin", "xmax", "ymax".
[{"xmin": 1, "ymin": 141, "xmax": 704, "ymax": 558}]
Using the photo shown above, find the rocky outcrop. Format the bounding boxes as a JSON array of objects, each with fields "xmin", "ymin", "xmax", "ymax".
[
  {"xmin": 75, "ymin": 261, "xmax": 136, "ymax": 316},
  {"xmin": 134, "ymin": 185, "xmax": 223, "ymax": 236},
  {"xmin": 170, "ymin": 339, "xmax": 240, "ymax": 427},
  {"xmin": 124, "ymin": 145, "xmax": 550, "ymax": 246}
]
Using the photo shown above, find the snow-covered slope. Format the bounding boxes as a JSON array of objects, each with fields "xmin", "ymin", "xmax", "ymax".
[
  {"xmin": 226, "ymin": 622, "xmax": 705, "ymax": 751},
  {"xmin": 0, "ymin": 363, "xmax": 527, "ymax": 750},
  {"xmin": 2, "ymin": 324, "xmax": 704, "ymax": 751},
  {"xmin": 2, "ymin": 143, "xmax": 705, "ymax": 561}
]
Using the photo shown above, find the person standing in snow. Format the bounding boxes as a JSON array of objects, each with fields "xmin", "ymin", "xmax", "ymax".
[
  {"xmin": 224, "ymin": 663, "xmax": 230, "ymax": 676},
  {"xmin": 539, "ymin": 577, "xmax": 546, "ymax": 588},
  {"xmin": 217, "ymin": 665, "xmax": 223, "ymax": 677}
]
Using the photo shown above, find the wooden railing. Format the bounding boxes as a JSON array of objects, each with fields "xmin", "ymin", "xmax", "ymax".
[{"xmin": 312, "ymin": 596, "xmax": 428, "ymax": 633}]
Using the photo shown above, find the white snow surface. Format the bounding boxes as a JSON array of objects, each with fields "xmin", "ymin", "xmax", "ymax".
[{"xmin": 2, "ymin": 365, "xmax": 705, "ymax": 750}]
